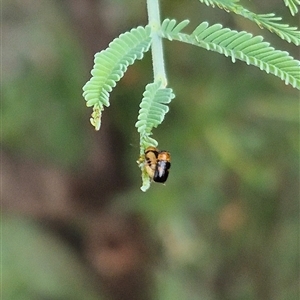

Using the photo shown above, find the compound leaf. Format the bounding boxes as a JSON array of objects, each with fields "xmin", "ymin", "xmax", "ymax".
[
  {"xmin": 160, "ymin": 19, "xmax": 300, "ymax": 89},
  {"xmin": 135, "ymin": 81, "xmax": 175, "ymax": 141},
  {"xmin": 197, "ymin": 0, "xmax": 300, "ymax": 45},
  {"xmin": 82, "ymin": 26, "xmax": 152, "ymax": 130}
]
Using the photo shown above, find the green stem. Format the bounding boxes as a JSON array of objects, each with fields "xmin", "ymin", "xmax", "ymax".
[{"xmin": 147, "ymin": 0, "xmax": 167, "ymax": 87}]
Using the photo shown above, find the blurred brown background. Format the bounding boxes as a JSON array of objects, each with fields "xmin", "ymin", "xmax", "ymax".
[{"xmin": 2, "ymin": 0, "xmax": 299, "ymax": 299}]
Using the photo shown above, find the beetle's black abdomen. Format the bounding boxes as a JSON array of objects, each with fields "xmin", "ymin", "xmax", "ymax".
[{"xmin": 153, "ymin": 160, "xmax": 171, "ymax": 183}]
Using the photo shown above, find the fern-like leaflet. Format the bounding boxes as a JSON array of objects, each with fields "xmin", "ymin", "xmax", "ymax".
[
  {"xmin": 283, "ymin": 0, "xmax": 300, "ymax": 16},
  {"xmin": 160, "ymin": 19, "xmax": 300, "ymax": 89},
  {"xmin": 197, "ymin": 0, "xmax": 238, "ymax": 10},
  {"xmin": 136, "ymin": 80, "xmax": 175, "ymax": 150},
  {"xmin": 161, "ymin": 19, "xmax": 190, "ymax": 40},
  {"xmin": 135, "ymin": 80, "xmax": 175, "ymax": 191},
  {"xmin": 252, "ymin": 14, "xmax": 300, "ymax": 45},
  {"xmin": 82, "ymin": 26, "xmax": 151, "ymax": 130},
  {"xmin": 197, "ymin": 0, "xmax": 300, "ymax": 46}
]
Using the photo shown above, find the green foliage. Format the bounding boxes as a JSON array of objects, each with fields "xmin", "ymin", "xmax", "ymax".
[
  {"xmin": 250, "ymin": 14, "xmax": 300, "ymax": 45},
  {"xmin": 160, "ymin": 19, "xmax": 300, "ymax": 89},
  {"xmin": 161, "ymin": 19, "xmax": 190, "ymax": 36},
  {"xmin": 82, "ymin": 0, "xmax": 299, "ymax": 190},
  {"xmin": 284, "ymin": 0, "xmax": 300, "ymax": 15},
  {"xmin": 135, "ymin": 81, "xmax": 175, "ymax": 149},
  {"xmin": 135, "ymin": 80, "xmax": 175, "ymax": 191},
  {"xmin": 83, "ymin": 26, "xmax": 151, "ymax": 130},
  {"xmin": 197, "ymin": 0, "xmax": 300, "ymax": 44},
  {"xmin": 3, "ymin": 1, "xmax": 299, "ymax": 299}
]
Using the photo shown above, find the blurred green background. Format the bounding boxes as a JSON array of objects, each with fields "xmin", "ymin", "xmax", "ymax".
[{"xmin": 2, "ymin": 1, "xmax": 299, "ymax": 300}]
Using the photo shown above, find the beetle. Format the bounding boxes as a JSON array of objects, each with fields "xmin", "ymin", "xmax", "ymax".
[
  {"xmin": 153, "ymin": 151, "xmax": 171, "ymax": 183},
  {"xmin": 144, "ymin": 146, "xmax": 159, "ymax": 179},
  {"xmin": 144, "ymin": 147, "xmax": 171, "ymax": 183}
]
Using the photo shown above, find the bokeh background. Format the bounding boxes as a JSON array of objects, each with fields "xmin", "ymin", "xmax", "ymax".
[{"xmin": 2, "ymin": 0, "xmax": 299, "ymax": 299}]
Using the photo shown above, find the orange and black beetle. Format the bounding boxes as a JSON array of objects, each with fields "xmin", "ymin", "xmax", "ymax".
[
  {"xmin": 144, "ymin": 147, "xmax": 171, "ymax": 183},
  {"xmin": 153, "ymin": 150, "xmax": 171, "ymax": 183}
]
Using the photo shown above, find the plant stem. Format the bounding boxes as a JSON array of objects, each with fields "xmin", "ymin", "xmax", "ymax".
[{"xmin": 147, "ymin": 0, "xmax": 167, "ymax": 87}]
